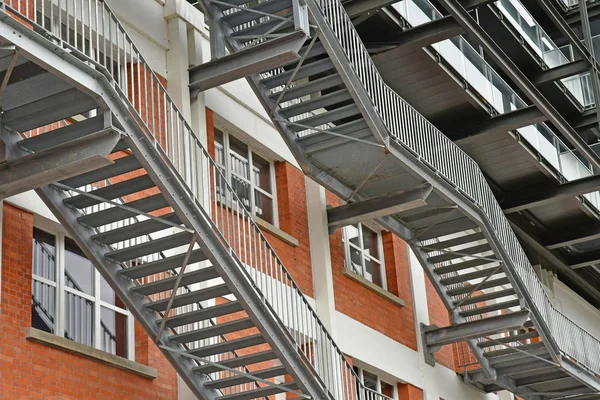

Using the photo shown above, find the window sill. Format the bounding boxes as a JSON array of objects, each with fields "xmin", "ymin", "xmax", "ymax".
[
  {"xmin": 342, "ymin": 268, "xmax": 405, "ymax": 307},
  {"xmin": 253, "ymin": 216, "xmax": 299, "ymax": 247},
  {"xmin": 25, "ymin": 327, "xmax": 158, "ymax": 379}
]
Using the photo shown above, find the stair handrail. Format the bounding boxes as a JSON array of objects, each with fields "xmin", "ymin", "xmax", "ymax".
[
  {"xmin": 307, "ymin": 0, "xmax": 600, "ymax": 375},
  {"xmin": 0, "ymin": 1, "xmax": 389, "ymax": 398}
]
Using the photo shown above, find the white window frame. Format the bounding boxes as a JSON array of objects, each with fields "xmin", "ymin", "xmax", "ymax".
[
  {"xmin": 342, "ymin": 222, "xmax": 387, "ymax": 290},
  {"xmin": 31, "ymin": 219, "xmax": 135, "ymax": 361},
  {"xmin": 214, "ymin": 125, "xmax": 279, "ymax": 227},
  {"xmin": 354, "ymin": 366, "xmax": 397, "ymax": 399}
]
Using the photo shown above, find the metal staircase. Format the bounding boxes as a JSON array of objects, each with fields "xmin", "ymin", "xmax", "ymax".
[{"xmin": 187, "ymin": 0, "xmax": 600, "ymax": 398}]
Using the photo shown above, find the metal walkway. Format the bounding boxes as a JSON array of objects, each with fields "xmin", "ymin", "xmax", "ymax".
[{"xmin": 188, "ymin": 0, "xmax": 600, "ymax": 398}]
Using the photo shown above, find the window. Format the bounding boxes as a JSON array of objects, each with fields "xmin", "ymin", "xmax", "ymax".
[
  {"xmin": 31, "ymin": 227, "xmax": 133, "ymax": 359},
  {"xmin": 214, "ymin": 127, "xmax": 277, "ymax": 225},
  {"xmin": 353, "ymin": 366, "xmax": 396, "ymax": 399},
  {"xmin": 342, "ymin": 223, "xmax": 386, "ymax": 289}
]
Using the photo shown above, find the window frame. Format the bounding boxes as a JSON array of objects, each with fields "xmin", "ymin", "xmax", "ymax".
[
  {"xmin": 31, "ymin": 219, "xmax": 135, "ymax": 361},
  {"xmin": 353, "ymin": 366, "xmax": 397, "ymax": 400},
  {"xmin": 342, "ymin": 222, "xmax": 387, "ymax": 290},
  {"xmin": 214, "ymin": 124, "xmax": 279, "ymax": 227}
]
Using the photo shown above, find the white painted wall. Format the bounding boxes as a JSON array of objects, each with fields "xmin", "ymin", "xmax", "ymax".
[{"xmin": 549, "ymin": 277, "xmax": 600, "ymax": 340}]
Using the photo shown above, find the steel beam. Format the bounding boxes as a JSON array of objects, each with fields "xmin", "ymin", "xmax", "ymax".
[
  {"xmin": 344, "ymin": 0, "xmax": 400, "ymax": 18},
  {"xmin": 545, "ymin": 225, "xmax": 600, "ymax": 250},
  {"xmin": 502, "ymin": 174, "xmax": 600, "ymax": 213},
  {"xmin": 437, "ymin": 0, "xmax": 600, "ymax": 171},
  {"xmin": 189, "ymin": 31, "xmax": 307, "ymax": 92},
  {"xmin": 568, "ymin": 250, "xmax": 600, "ymax": 269},
  {"xmin": 452, "ymin": 106, "xmax": 546, "ymax": 143},
  {"xmin": 0, "ymin": 128, "xmax": 120, "ymax": 198},
  {"xmin": 532, "ymin": 59, "xmax": 590, "ymax": 85},
  {"xmin": 327, "ymin": 185, "xmax": 432, "ymax": 231},
  {"xmin": 423, "ymin": 310, "xmax": 529, "ymax": 349}
]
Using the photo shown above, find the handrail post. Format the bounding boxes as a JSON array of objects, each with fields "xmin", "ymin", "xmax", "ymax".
[{"xmin": 293, "ymin": 0, "xmax": 310, "ymax": 35}]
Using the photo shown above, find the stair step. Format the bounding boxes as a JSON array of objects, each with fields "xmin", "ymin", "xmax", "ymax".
[
  {"xmin": 434, "ymin": 259, "xmax": 498, "ymax": 275},
  {"xmin": 290, "ymin": 104, "xmax": 360, "ymax": 131},
  {"xmin": 163, "ymin": 301, "xmax": 244, "ymax": 328},
  {"xmin": 223, "ymin": 0, "xmax": 293, "ymax": 28},
  {"xmin": 17, "ymin": 115, "xmax": 105, "ymax": 152},
  {"xmin": 189, "ymin": 334, "xmax": 266, "ymax": 358},
  {"xmin": 446, "ymin": 277, "xmax": 510, "ymax": 296},
  {"xmin": 439, "ymin": 266, "xmax": 504, "ymax": 285},
  {"xmin": 119, "ymin": 249, "xmax": 209, "ymax": 279},
  {"xmin": 105, "ymin": 231, "xmax": 194, "ymax": 262},
  {"xmin": 260, "ymin": 58, "xmax": 334, "ymax": 89},
  {"xmin": 484, "ymin": 341, "xmax": 546, "ymax": 359},
  {"xmin": 452, "ymin": 288, "xmax": 516, "ymax": 306},
  {"xmin": 145, "ymin": 283, "xmax": 232, "ymax": 311},
  {"xmin": 230, "ymin": 18, "xmax": 293, "ymax": 43},
  {"xmin": 193, "ymin": 350, "xmax": 278, "ymax": 375},
  {"xmin": 131, "ymin": 267, "xmax": 219, "ymax": 296},
  {"xmin": 425, "ymin": 232, "xmax": 486, "ymax": 251},
  {"xmin": 77, "ymin": 194, "xmax": 169, "ymax": 228},
  {"xmin": 64, "ymin": 175, "xmax": 155, "ymax": 209},
  {"xmin": 91, "ymin": 212, "xmax": 181, "ymax": 245},
  {"xmin": 216, "ymin": 382, "xmax": 298, "ymax": 400},
  {"xmin": 171, "ymin": 317, "xmax": 256, "ymax": 344},
  {"xmin": 279, "ymin": 89, "xmax": 352, "ymax": 118},
  {"xmin": 270, "ymin": 73, "xmax": 343, "ymax": 103},
  {"xmin": 206, "ymin": 365, "xmax": 288, "ymax": 389},
  {"xmin": 60, "ymin": 155, "xmax": 142, "ymax": 188},
  {"xmin": 427, "ymin": 244, "xmax": 492, "ymax": 264},
  {"xmin": 478, "ymin": 331, "xmax": 540, "ymax": 348},
  {"xmin": 459, "ymin": 299, "xmax": 521, "ymax": 318}
]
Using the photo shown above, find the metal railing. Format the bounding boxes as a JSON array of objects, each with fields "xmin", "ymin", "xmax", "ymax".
[
  {"xmin": 310, "ymin": 0, "xmax": 600, "ymax": 375},
  {"xmin": 0, "ymin": 1, "xmax": 392, "ymax": 399}
]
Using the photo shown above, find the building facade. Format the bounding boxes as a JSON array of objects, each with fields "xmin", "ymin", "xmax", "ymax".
[{"xmin": 0, "ymin": 0, "xmax": 600, "ymax": 399}]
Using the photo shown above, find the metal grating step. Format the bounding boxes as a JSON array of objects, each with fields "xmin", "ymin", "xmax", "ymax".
[
  {"xmin": 260, "ymin": 58, "xmax": 335, "ymax": 89},
  {"xmin": 452, "ymin": 288, "xmax": 516, "ymax": 306},
  {"xmin": 446, "ymin": 277, "xmax": 510, "ymax": 296},
  {"xmin": 230, "ymin": 18, "xmax": 293, "ymax": 43},
  {"xmin": 193, "ymin": 350, "xmax": 278, "ymax": 375},
  {"xmin": 118, "ymin": 249, "xmax": 208, "ymax": 279},
  {"xmin": 439, "ymin": 266, "xmax": 504, "ymax": 285},
  {"xmin": 459, "ymin": 299, "xmax": 521, "ymax": 318},
  {"xmin": 289, "ymin": 104, "xmax": 360, "ymax": 131},
  {"xmin": 223, "ymin": 0, "xmax": 293, "ymax": 28},
  {"xmin": 478, "ymin": 331, "xmax": 540, "ymax": 348},
  {"xmin": 162, "ymin": 301, "xmax": 244, "ymax": 329},
  {"xmin": 189, "ymin": 333, "xmax": 267, "ymax": 358},
  {"xmin": 435, "ymin": 259, "xmax": 499, "ymax": 275},
  {"xmin": 131, "ymin": 267, "xmax": 219, "ymax": 296},
  {"xmin": 216, "ymin": 382, "xmax": 299, "ymax": 400},
  {"xmin": 91, "ymin": 212, "xmax": 181, "ymax": 245},
  {"xmin": 64, "ymin": 175, "xmax": 155, "ymax": 209},
  {"xmin": 279, "ymin": 89, "xmax": 352, "ymax": 118},
  {"xmin": 171, "ymin": 317, "xmax": 256, "ymax": 344},
  {"xmin": 60, "ymin": 154, "xmax": 142, "ymax": 188},
  {"xmin": 269, "ymin": 73, "xmax": 343, "ymax": 103},
  {"xmin": 77, "ymin": 194, "xmax": 169, "ymax": 228},
  {"xmin": 105, "ymin": 231, "xmax": 193, "ymax": 262},
  {"xmin": 484, "ymin": 341, "xmax": 547, "ymax": 359},
  {"xmin": 17, "ymin": 115, "xmax": 105, "ymax": 152},
  {"xmin": 427, "ymin": 244, "xmax": 492, "ymax": 264},
  {"xmin": 425, "ymin": 232, "xmax": 486, "ymax": 251},
  {"xmin": 145, "ymin": 283, "xmax": 232, "ymax": 311},
  {"xmin": 205, "ymin": 365, "xmax": 288, "ymax": 389}
]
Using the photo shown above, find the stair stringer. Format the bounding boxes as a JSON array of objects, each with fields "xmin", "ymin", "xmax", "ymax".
[{"xmin": 0, "ymin": 11, "xmax": 332, "ymax": 400}]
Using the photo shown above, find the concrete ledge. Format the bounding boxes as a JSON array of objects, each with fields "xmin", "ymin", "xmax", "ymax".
[
  {"xmin": 342, "ymin": 268, "xmax": 405, "ymax": 307},
  {"xmin": 25, "ymin": 327, "xmax": 158, "ymax": 379},
  {"xmin": 254, "ymin": 216, "xmax": 300, "ymax": 247}
]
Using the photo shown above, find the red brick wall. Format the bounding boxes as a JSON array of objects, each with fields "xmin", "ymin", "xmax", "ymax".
[
  {"xmin": 327, "ymin": 191, "xmax": 418, "ymax": 350},
  {"xmin": 0, "ymin": 203, "xmax": 178, "ymax": 399},
  {"xmin": 397, "ymin": 383, "xmax": 423, "ymax": 400},
  {"xmin": 424, "ymin": 279, "xmax": 454, "ymax": 370}
]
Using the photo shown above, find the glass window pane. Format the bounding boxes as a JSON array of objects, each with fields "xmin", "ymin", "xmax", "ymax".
[
  {"xmin": 344, "ymin": 225, "xmax": 360, "ymax": 248},
  {"xmin": 363, "ymin": 371, "xmax": 378, "ymax": 391},
  {"xmin": 32, "ymin": 280, "xmax": 55, "ymax": 334},
  {"xmin": 362, "ymin": 226, "xmax": 380, "ymax": 261},
  {"xmin": 364, "ymin": 258, "xmax": 384, "ymax": 288},
  {"xmin": 254, "ymin": 190, "xmax": 273, "ymax": 224},
  {"xmin": 101, "ymin": 307, "xmax": 128, "ymax": 358},
  {"xmin": 349, "ymin": 245, "xmax": 363, "ymax": 274},
  {"xmin": 381, "ymin": 381, "xmax": 394, "ymax": 398},
  {"xmin": 64, "ymin": 237, "xmax": 94, "ymax": 295},
  {"xmin": 229, "ymin": 135, "xmax": 250, "ymax": 180},
  {"xmin": 215, "ymin": 127, "xmax": 224, "ymax": 147},
  {"xmin": 252, "ymin": 153, "xmax": 272, "ymax": 193},
  {"xmin": 100, "ymin": 274, "xmax": 126, "ymax": 310},
  {"xmin": 232, "ymin": 174, "xmax": 251, "ymax": 209},
  {"xmin": 64, "ymin": 292, "xmax": 94, "ymax": 347},
  {"xmin": 32, "ymin": 228, "xmax": 56, "ymax": 281}
]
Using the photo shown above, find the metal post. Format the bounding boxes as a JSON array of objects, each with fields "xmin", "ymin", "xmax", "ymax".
[{"xmin": 579, "ymin": 0, "xmax": 600, "ymax": 140}]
